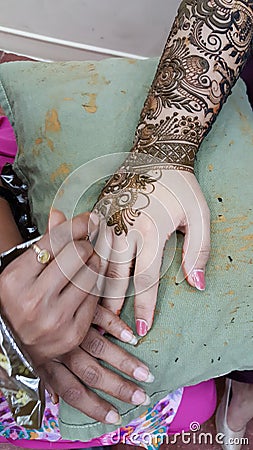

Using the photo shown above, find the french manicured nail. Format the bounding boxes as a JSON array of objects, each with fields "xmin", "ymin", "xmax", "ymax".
[
  {"xmin": 136, "ymin": 319, "xmax": 148, "ymax": 336},
  {"xmin": 105, "ymin": 410, "xmax": 122, "ymax": 425},
  {"xmin": 133, "ymin": 367, "xmax": 155, "ymax": 383},
  {"xmin": 131, "ymin": 390, "xmax": 151, "ymax": 406},
  {"xmin": 120, "ymin": 329, "xmax": 138, "ymax": 345},
  {"xmin": 192, "ymin": 269, "xmax": 206, "ymax": 291}
]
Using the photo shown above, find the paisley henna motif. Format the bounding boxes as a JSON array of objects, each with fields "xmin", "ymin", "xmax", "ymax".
[
  {"xmin": 96, "ymin": 0, "xmax": 253, "ymax": 235},
  {"xmin": 134, "ymin": 0, "xmax": 253, "ymax": 172},
  {"xmin": 95, "ymin": 168, "xmax": 162, "ymax": 235}
]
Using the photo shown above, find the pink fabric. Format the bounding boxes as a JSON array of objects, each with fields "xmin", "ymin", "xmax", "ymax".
[
  {"xmin": 0, "ymin": 116, "xmax": 17, "ymax": 170},
  {"xmin": 168, "ymin": 379, "xmax": 216, "ymax": 434},
  {"xmin": 0, "ymin": 380, "xmax": 216, "ymax": 448}
]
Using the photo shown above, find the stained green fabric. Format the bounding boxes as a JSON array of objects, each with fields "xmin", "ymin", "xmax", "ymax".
[{"xmin": 0, "ymin": 60, "xmax": 252, "ymax": 441}]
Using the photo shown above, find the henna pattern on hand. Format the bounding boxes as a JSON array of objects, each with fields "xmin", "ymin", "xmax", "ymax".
[
  {"xmin": 95, "ymin": 0, "xmax": 253, "ymax": 235},
  {"xmin": 95, "ymin": 163, "xmax": 162, "ymax": 235}
]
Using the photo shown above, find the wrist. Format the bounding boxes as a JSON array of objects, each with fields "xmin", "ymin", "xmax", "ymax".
[{"xmin": 0, "ymin": 237, "xmax": 45, "ymax": 428}]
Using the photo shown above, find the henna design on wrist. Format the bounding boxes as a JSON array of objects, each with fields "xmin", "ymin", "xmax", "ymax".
[
  {"xmin": 95, "ymin": 0, "xmax": 253, "ymax": 235},
  {"xmin": 132, "ymin": 0, "xmax": 253, "ymax": 172}
]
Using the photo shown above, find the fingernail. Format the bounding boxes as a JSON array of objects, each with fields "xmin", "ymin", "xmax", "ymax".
[
  {"xmin": 136, "ymin": 319, "xmax": 148, "ymax": 336},
  {"xmin": 105, "ymin": 410, "xmax": 122, "ymax": 425},
  {"xmin": 132, "ymin": 390, "xmax": 151, "ymax": 406},
  {"xmin": 120, "ymin": 329, "xmax": 138, "ymax": 345},
  {"xmin": 133, "ymin": 367, "xmax": 155, "ymax": 383},
  {"xmin": 192, "ymin": 269, "xmax": 205, "ymax": 291}
]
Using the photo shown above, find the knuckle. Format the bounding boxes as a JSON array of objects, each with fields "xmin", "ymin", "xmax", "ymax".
[
  {"xmin": 86, "ymin": 336, "xmax": 106, "ymax": 357},
  {"xmin": 61, "ymin": 387, "xmax": 81, "ymax": 404},
  {"xmin": 74, "ymin": 241, "xmax": 92, "ymax": 262},
  {"xmin": 118, "ymin": 357, "xmax": 132, "ymax": 373},
  {"xmin": 93, "ymin": 305, "xmax": 104, "ymax": 324},
  {"xmin": 198, "ymin": 247, "xmax": 211, "ymax": 259},
  {"xmin": 79, "ymin": 365, "xmax": 100, "ymax": 387},
  {"xmin": 135, "ymin": 302, "xmax": 149, "ymax": 314},
  {"xmin": 68, "ymin": 327, "xmax": 83, "ymax": 349},
  {"xmin": 135, "ymin": 272, "xmax": 158, "ymax": 290},
  {"xmin": 116, "ymin": 382, "xmax": 131, "ymax": 400},
  {"xmin": 72, "ymin": 214, "xmax": 90, "ymax": 238},
  {"xmin": 88, "ymin": 253, "xmax": 100, "ymax": 273},
  {"xmin": 106, "ymin": 264, "xmax": 124, "ymax": 279}
]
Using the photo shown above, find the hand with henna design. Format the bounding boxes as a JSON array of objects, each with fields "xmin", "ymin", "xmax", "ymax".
[
  {"xmin": 93, "ymin": 166, "xmax": 210, "ymax": 336},
  {"xmin": 93, "ymin": 0, "xmax": 253, "ymax": 336}
]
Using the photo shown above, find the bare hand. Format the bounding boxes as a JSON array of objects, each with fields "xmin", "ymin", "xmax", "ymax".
[
  {"xmin": 39, "ymin": 304, "xmax": 154, "ymax": 424},
  {"xmin": 0, "ymin": 210, "xmax": 100, "ymax": 364}
]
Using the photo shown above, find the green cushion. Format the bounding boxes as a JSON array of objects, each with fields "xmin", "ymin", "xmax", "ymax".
[{"xmin": 0, "ymin": 60, "xmax": 252, "ymax": 441}]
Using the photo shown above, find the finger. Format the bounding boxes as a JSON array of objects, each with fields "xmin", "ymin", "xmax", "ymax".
[
  {"xmin": 88, "ymin": 211, "xmax": 100, "ymax": 242},
  {"xmin": 72, "ymin": 294, "xmax": 99, "ymax": 341},
  {"xmin": 62, "ymin": 346, "xmax": 151, "ymax": 406},
  {"xmin": 46, "ymin": 256, "xmax": 100, "ymax": 348},
  {"xmin": 38, "ymin": 240, "xmax": 93, "ymax": 294},
  {"xmin": 38, "ymin": 361, "xmax": 122, "ymax": 424},
  {"xmin": 21, "ymin": 212, "xmax": 93, "ymax": 278},
  {"xmin": 81, "ymin": 327, "xmax": 154, "ymax": 383},
  {"xmin": 22, "ymin": 256, "xmax": 100, "ymax": 360},
  {"xmin": 102, "ymin": 233, "xmax": 135, "ymax": 315},
  {"xmin": 48, "ymin": 208, "xmax": 67, "ymax": 229},
  {"xmin": 133, "ymin": 214, "xmax": 174, "ymax": 337},
  {"xmin": 93, "ymin": 304, "xmax": 138, "ymax": 345},
  {"xmin": 182, "ymin": 203, "xmax": 210, "ymax": 290},
  {"xmin": 59, "ymin": 252, "xmax": 100, "ymax": 310},
  {"xmin": 94, "ymin": 218, "xmax": 113, "ymax": 294}
]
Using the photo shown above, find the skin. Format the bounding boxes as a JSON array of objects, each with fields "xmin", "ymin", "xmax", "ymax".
[
  {"xmin": 94, "ymin": 0, "xmax": 253, "ymax": 337},
  {"xmin": 0, "ymin": 202, "xmax": 154, "ymax": 424}
]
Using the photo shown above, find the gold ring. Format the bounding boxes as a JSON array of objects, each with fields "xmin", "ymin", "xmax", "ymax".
[{"xmin": 32, "ymin": 243, "xmax": 51, "ymax": 264}]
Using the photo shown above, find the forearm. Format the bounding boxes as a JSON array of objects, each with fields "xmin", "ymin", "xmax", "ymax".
[
  {"xmin": 96, "ymin": 0, "xmax": 253, "ymax": 236},
  {"xmin": 131, "ymin": 0, "xmax": 253, "ymax": 172}
]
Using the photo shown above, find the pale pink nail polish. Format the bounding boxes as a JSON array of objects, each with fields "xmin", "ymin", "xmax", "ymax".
[
  {"xmin": 136, "ymin": 319, "xmax": 148, "ymax": 337},
  {"xmin": 192, "ymin": 269, "xmax": 206, "ymax": 291}
]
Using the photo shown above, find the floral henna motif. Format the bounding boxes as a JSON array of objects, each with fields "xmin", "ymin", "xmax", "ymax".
[
  {"xmin": 95, "ymin": 0, "xmax": 253, "ymax": 235},
  {"xmin": 95, "ymin": 167, "xmax": 162, "ymax": 235},
  {"xmin": 133, "ymin": 0, "xmax": 253, "ymax": 172}
]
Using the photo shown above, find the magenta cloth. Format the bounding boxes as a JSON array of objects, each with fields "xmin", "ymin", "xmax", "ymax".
[
  {"xmin": 0, "ymin": 116, "xmax": 18, "ymax": 170},
  {"xmin": 0, "ymin": 380, "xmax": 216, "ymax": 449}
]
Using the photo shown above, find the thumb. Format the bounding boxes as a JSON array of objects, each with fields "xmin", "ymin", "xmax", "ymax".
[
  {"xmin": 181, "ymin": 205, "xmax": 210, "ymax": 291},
  {"xmin": 48, "ymin": 208, "xmax": 67, "ymax": 230}
]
